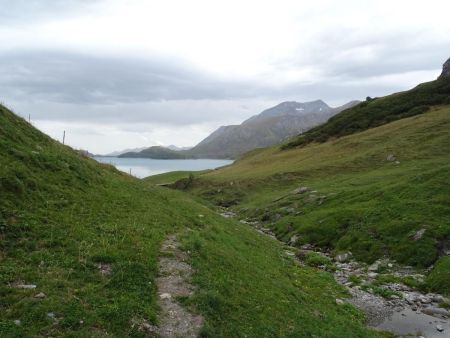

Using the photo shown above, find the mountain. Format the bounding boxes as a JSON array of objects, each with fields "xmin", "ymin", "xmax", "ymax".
[
  {"xmin": 284, "ymin": 64, "xmax": 450, "ymax": 149},
  {"xmin": 167, "ymin": 144, "xmax": 192, "ymax": 151},
  {"xmin": 119, "ymin": 145, "xmax": 190, "ymax": 159},
  {"xmin": 103, "ymin": 147, "xmax": 147, "ymax": 156},
  {"xmin": 186, "ymin": 100, "xmax": 359, "ymax": 159}
]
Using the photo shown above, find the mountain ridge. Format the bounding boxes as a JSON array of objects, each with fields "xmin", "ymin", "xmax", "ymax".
[{"xmin": 122, "ymin": 99, "xmax": 359, "ymax": 159}]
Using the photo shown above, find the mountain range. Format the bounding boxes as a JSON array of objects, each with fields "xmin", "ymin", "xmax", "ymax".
[{"xmin": 119, "ymin": 99, "xmax": 359, "ymax": 159}]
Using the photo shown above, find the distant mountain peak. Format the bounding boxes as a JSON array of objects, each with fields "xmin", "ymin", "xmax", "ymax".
[{"xmin": 439, "ymin": 57, "xmax": 450, "ymax": 79}]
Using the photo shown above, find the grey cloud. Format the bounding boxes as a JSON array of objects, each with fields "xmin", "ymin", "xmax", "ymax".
[{"xmin": 0, "ymin": 51, "xmax": 258, "ymax": 104}]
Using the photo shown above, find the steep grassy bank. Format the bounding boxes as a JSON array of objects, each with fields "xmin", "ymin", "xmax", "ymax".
[
  {"xmin": 284, "ymin": 76, "xmax": 450, "ymax": 148},
  {"xmin": 178, "ymin": 107, "xmax": 450, "ymax": 285},
  {"xmin": 0, "ymin": 105, "xmax": 384, "ymax": 337}
]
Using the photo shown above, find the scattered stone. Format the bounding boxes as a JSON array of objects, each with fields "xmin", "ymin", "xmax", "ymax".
[
  {"xmin": 368, "ymin": 261, "xmax": 380, "ymax": 272},
  {"xmin": 292, "ymin": 186, "xmax": 309, "ymax": 194},
  {"xmin": 285, "ymin": 250, "xmax": 296, "ymax": 257},
  {"xmin": 159, "ymin": 293, "xmax": 172, "ymax": 300},
  {"xmin": 411, "ymin": 228, "xmax": 426, "ymax": 241},
  {"xmin": 15, "ymin": 284, "xmax": 37, "ymax": 289},
  {"xmin": 288, "ymin": 235, "xmax": 299, "ymax": 245},
  {"xmin": 198, "ymin": 214, "xmax": 204, "ymax": 218},
  {"xmin": 301, "ymin": 243, "xmax": 314, "ymax": 250},
  {"xmin": 47, "ymin": 312, "xmax": 55, "ymax": 319},
  {"xmin": 335, "ymin": 298, "xmax": 345, "ymax": 305},
  {"xmin": 96, "ymin": 263, "xmax": 113, "ymax": 276},
  {"xmin": 335, "ymin": 252, "xmax": 352, "ymax": 263},
  {"xmin": 387, "ymin": 263, "xmax": 393, "ymax": 268},
  {"xmin": 386, "ymin": 154, "xmax": 396, "ymax": 161},
  {"xmin": 436, "ymin": 324, "xmax": 444, "ymax": 332},
  {"xmin": 368, "ymin": 272, "xmax": 378, "ymax": 278},
  {"xmin": 13, "ymin": 320, "xmax": 21, "ymax": 326},
  {"xmin": 34, "ymin": 292, "xmax": 46, "ymax": 299}
]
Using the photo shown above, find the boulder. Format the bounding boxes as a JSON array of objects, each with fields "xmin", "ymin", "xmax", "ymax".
[
  {"xmin": 292, "ymin": 187, "xmax": 309, "ymax": 194},
  {"xmin": 411, "ymin": 228, "xmax": 426, "ymax": 241}
]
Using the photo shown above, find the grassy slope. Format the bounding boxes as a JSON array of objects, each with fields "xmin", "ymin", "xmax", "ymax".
[
  {"xmin": 0, "ymin": 105, "xmax": 384, "ymax": 337},
  {"xmin": 144, "ymin": 170, "xmax": 210, "ymax": 185},
  {"xmin": 185, "ymin": 107, "xmax": 450, "ymax": 272},
  {"xmin": 284, "ymin": 77, "xmax": 450, "ymax": 148}
]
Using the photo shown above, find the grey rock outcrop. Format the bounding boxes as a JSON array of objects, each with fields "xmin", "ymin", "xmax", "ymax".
[{"xmin": 439, "ymin": 57, "xmax": 450, "ymax": 79}]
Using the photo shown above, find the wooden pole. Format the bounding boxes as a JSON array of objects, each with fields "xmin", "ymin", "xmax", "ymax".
[{"xmin": 63, "ymin": 131, "xmax": 66, "ymax": 145}]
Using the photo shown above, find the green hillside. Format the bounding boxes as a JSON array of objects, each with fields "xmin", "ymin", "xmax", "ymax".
[
  {"xmin": 181, "ymin": 105, "xmax": 450, "ymax": 292},
  {"xmin": 284, "ymin": 76, "xmax": 450, "ymax": 148},
  {"xmin": 0, "ymin": 105, "xmax": 384, "ymax": 337}
]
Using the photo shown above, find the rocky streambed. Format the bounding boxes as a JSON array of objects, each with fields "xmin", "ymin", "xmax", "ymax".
[{"xmin": 220, "ymin": 209, "xmax": 450, "ymax": 338}]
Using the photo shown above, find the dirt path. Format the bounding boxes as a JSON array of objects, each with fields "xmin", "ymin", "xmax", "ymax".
[{"xmin": 155, "ymin": 235, "xmax": 203, "ymax": 337}]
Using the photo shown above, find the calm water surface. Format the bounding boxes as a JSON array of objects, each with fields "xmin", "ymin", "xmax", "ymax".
[{"xmin": 94, "ymin": 157, "xmax": 233, "ymax": 178}]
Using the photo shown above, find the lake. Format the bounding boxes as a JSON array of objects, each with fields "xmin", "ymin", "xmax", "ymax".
[{"xmin": 94, "ymin": 157, "xmax": 233, "ymax": 178}]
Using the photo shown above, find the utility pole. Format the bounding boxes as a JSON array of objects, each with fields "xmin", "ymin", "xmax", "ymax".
[
  {"xmin": 63, "ymin": 131, "xmax": 66, "ymax": 145},
  {"xmin": 28, "ymin": 114, "xmax": 30, "ymax": 123}
]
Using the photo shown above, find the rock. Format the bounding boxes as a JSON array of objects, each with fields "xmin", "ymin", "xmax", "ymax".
[
  {"xmin": 387, "ymin": 263, "xmax": 393, "ymax": 268},
  {"xmin": 285, "ymin": 250, "xmax": 296, "ymax": 257},
  {"xmin": 438, "ymin": 57, "xmax": 450, "ymax": 79},
  {"xmin": 386, "ymin": 154, "xmax": 396, "ymax": 162},
  {"xmin": 368, "ymin": 261, "xmax": 380, "ymax": 272},
  {"xmin": 436, "ymin": 324, "xmax": 444, "ymax": 332},
  {"xmin": 47, "ymin": 312, "xmax": 55, "ymax": 319},
  {"xmin": 335, "ymin": 298, "xmax": 345, "ymax": 305},
  {"xmin": 34, "ymin": 292, "xmax": 46, "ymax": 299},
  {"xmin": 159, "ymin": 293, "xmax": 171, "ymax": 300},
  {"xmin": 198, "ymin": 214, "xmax": 204, "ymax": 218},
  {"xmin": 432, "ymin": 294, "xmax": 444, "ymax": 303},
  {"xmin": 335, "ymin": 252, "xmax": 352, "ymax": 263},
  {"xmin": 411, "ymin": 228, "xmax": 426, "ymax": 241},
  {"xmin": 288, "ymin": 235, "xmax": 299, "ymax": 245},
  {"xmin": 420, "ymin": 296, "xmax": 432, "ymax": 304},
  {"xmin": 422, "ymin": 307, "xmax": 450, "ymax": 317},
  {"xmin": 15, "ymin": 284, "xmax": 37, "ymax": 289},
  {"xmin": 96, "ymin": 263, "xmax": 113, "ymax": 276},
  {"xmin": 13, "ymin": 320, "xmax": 21, "ymax": 326},
  {"xmin": 292, "ymin": 187, "xmax": 309, "ymax": 194},
  {"xmin": 368, "ymin": 272, "xmax": 378, "ymax": 278},
  {"xmin": 301, "ymin": 243, "xmax": 314, "ymax": 250}
]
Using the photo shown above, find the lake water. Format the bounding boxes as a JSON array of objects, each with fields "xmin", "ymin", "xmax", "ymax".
[{"xmin": 94, "ymin": 157, "xmax": 233, "ymax": 178}]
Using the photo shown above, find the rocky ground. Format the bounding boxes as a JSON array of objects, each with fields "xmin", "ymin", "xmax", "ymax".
[
  {"xmin": 139, "ymin": 235, "xmax": 203, "ymax": 337},
  {"xmin": 220, "ymin": 209, "xmax": 450, "ymax": 338}
]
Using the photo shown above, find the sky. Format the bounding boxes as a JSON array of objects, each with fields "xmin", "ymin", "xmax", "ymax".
[{"xmin": 1, "ymin": 0, "xmax": 449, "ymax": 154}]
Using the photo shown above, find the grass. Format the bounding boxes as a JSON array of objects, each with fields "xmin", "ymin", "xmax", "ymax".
[
  {"xmin": 425, "ymin": 257, "xmax": 450, "ymax": 296},
  {"xmin": 283, "ymin": 76, "xmax": 450, "ymax": 148},
  {"xmin": 0, "ymin": 105, "xmax": 388, "ymax": 337},
  {"xmin": 144, "ymin": 170, "xmax": 210, "ymax": 185},
  {"xmin": 179, "ymin": 218, "xmax": 389, "ymax": 337},
  {"xmin": 181, "ymin": 106, "xmax": 450, "ymax": 289}
]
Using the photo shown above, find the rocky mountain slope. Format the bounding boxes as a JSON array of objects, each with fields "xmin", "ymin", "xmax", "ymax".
[
  {"xmin": 187, "ymin": 100, "xmax": 359, "ymax": 159},
  {"xmin": 121, "ymin": 99, "xmax": 359, "ymax": 159}
]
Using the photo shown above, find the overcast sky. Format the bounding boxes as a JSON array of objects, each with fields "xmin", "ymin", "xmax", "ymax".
[{"xmin": 1, "ymin": 0, "xmax": 449, "ymax": 153}]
